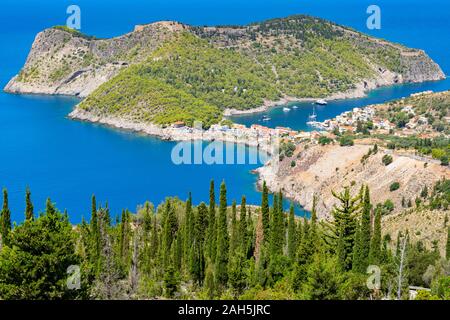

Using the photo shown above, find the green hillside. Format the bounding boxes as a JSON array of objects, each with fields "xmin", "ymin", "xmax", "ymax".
[{"xmin": 11, "ymin": 16, "xmax": 444, "ymax": 127}]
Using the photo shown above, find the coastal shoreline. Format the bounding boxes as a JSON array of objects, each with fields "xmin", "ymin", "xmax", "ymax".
[
  {"xmin": 222, "ymin": 76, "xmax": 447, "ymax": 117},
  {"xmin": 69, "ymin": 109, "xmax": 277, "ymax": 155}
]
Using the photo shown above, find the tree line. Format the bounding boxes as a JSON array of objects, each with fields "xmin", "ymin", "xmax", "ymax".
[{"xmin": 0, "ymin": 181, "xmax": 449, "ymax": 300}]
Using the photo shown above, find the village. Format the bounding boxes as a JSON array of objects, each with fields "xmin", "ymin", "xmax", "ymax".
[{"xmin": 309, "ymin": 91, "xmax": 448, "ymax": 139}]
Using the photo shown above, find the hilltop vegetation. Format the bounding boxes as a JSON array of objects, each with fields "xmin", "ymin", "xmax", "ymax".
[{"xmin": 6, "ymin": 16, "xmax": 445, "ymax": 127}]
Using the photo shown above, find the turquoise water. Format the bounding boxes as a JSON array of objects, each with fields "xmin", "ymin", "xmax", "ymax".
[{"xmin": 0, "ymin": 0, "xmax": 449, "ymax": 223}]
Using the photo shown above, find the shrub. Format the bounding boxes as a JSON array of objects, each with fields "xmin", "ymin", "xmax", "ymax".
[
  {"xmin": 390, "ymin": 182, "xmax": 400, "ymax": 192},
  {"xmin": 318, "ymin": 136, "xmax": 332, "ymax": 146},
  {"xmin": 339, "ymin": 135, "xmax": 354, "ymax": 147},
  {"xmin": 382, "ymin": 155, "xmax": 393, "ymax": 166}
]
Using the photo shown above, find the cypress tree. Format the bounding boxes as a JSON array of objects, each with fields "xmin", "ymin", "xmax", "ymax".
[
  {"xmin": 270, "ymin": 192, "xmax": 284, "ymax": 258},
  {"xmin": 215, "ymin": 181, "xmax": 229, "ymax": 288},
  {"xmin": 261, "ymin": 181, "xmax": 270, "ymax": 241},
  {"xmin": 184, "ymin": 192, "xmax": 194, "ymax": 267},
  {"xmin": 163, "ymin": 264, "xmax": 179, "ymax": 298},
  {"xmin": 230, "ymin": 200, "xmax": 238, "ymax": 253},
  {"xmin": 277, "ymin": 191, "xmax": 284, "ymax": 233},
  {"xmin": 369, "ymin": 206, "xmax": 382, "ymax": 264},
  {"xmin": 238, "ymin": 196, "xmax": 248, "ymax": 253},
  {"xmin": 446, "ymin": 227, "xmax": 450, "ymax": 260},
  {"xmin": 0, "ymin": 189, "xmax": 11, "ymax": 246},
  {"xmin": 25, "ymin": 187, "xmax": 34, "ymax": 221},
  {"xmin": 90, "ymin": 195, "xmax": 101, "ymax": 269},
  {"xmin": 190, "ymin": 203, "xmax": 207, "ymax": 285},
  {"xmin": 246, "ymin": 207, "xmax": 254, "ymax": 258},
  {"xmin": 395, "ymin": 231, "xmax": 403, "ymax": 257},
  {"xmin": 287, "ymin": 203, "xmax": 297, "ymax": 260},
  {"xmin": 359, "ymin": 185, "xmax": 372, "ymax": 271},
  {"xmin": 310, "ymin": 195, "xmax": 319, "ymax": 248},
  {"xmin": 119, "ymin": 209, "xmax": 131, "ymax": 269},
  {"xmin": 150, "ymin": 212, "xmax": 159, "ymax": 260},
  {"xmin": 162, "ymin": 200, "xmax": 178, "ymax": 269},
  {"xmin": 207, "ymin": 180, "xmax": 217, "ymax": 261},
  {"xmin": 205, "ymin": 262, "xmax": 216, "ymax": 299},
  {"xmin": 175, "ymin": 233, "xmax": 183, "ymax": 271},
  {"xmin": 297, "ymin": 218, "xmax": 303, "ymax": 249},
  {"xmin": 297, "ymin": 218, "xmax": 312, "ymax": 265},
  {"xmin": 352, "ymin": 222, "xmax": 363, "ymax": 272}
]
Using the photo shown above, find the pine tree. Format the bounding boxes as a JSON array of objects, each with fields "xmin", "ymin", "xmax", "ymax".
[
  {"xmin": 261, "ymin": 181, "xmax": 270, "ymax": 241},
  {"xmin": 328, "ymin": 187, "xmax": 361, "ymax": 271},
  {"xmin": 0, "ymin": 189, "xmax": 11, "ymax": 247},
  {"xmin": 207, "ymin": 180, "xmax": 217, "ymax": 261},
  {"xmin": 369, "ymin": 206, "xmax": 382, "ymax": 265},
  {"xmin": 287, "ymin": 203, "xmax": 297, "ymax": 260},
  {"xmin": 215, "ymin": 181, "xmax": 229, "ymax": 288},
  {"xmin": 25, "ymin": 187, "xmax": 34, "ymax": 221}
]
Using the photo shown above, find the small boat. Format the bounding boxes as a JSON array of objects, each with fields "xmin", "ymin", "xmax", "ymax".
[
  {"xmin": 292, "ymin": 105, "xmax": 298, "ymax": 109},
  {"xmin": 283, "ymin": 107, "xmax": 291, "ymax": 112},
  {"xmin": 262, "ymin": 117, "xmax": 271, "ymax": 121},
  {"xmin": 308, "ymin": 105, "xmax": 317, "ymax": 121},
  {"xmin": 315, "ymin": 99, "xmax": 328, "ymax": 105}
]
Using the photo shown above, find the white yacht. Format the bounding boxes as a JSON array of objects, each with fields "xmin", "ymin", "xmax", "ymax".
[
  {"xmin": 315, "ymin": 99, "xmax": 328, "ymax": 105},
  {"xmin": 283, "ymin": 107, "xmax": 291, "ymax": 112}
]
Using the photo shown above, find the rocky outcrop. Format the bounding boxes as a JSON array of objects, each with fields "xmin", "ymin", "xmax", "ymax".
[{"xmin": 4, "ymin": 22, "xmax": 185, "ymax": 97}]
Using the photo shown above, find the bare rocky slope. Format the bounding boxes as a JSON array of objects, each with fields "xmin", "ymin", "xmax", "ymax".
[
  {"xmin": 4, "ymin": 16, "xmax": 446, "ymax": 126},
  {"xmin": 258, "ymin": 141, "xmax": 450, "ymax": 220}
]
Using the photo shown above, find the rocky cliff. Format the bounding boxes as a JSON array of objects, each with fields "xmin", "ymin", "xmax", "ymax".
[{"xmin": 4, "ymin": 22, "xmax": 185, "ymax": 97}]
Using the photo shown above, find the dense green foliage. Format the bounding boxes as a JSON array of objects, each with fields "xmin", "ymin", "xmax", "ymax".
[
  {"xmin": 0, "ymin": 181, "xmax": 448, "ymax": 300},
  {"xmin": 77, "ymin": 16, "xmax": 421, "ymax": 126}
]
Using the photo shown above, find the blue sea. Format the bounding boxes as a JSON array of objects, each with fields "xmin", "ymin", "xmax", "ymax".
[{"xmin": 0, "ymin": 0, "xmax": 449, "ymax": 223}]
